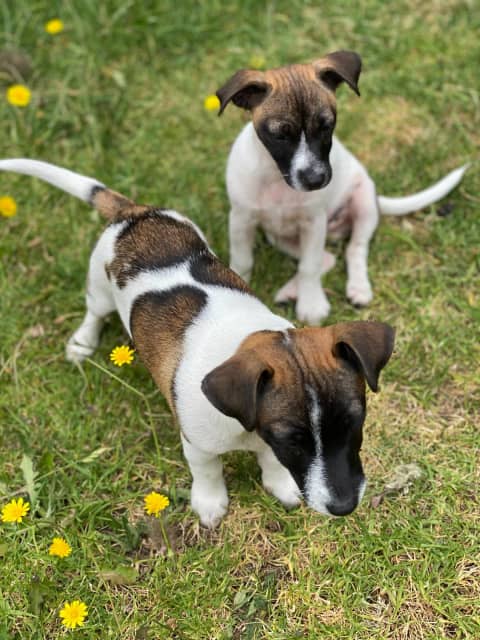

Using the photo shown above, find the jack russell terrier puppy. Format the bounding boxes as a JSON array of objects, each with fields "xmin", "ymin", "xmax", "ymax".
[
  {"xmin": 217, "ymin": 50, "xmax": 468, "ymax": 324},
  {"xmin": 0, "ymin": 158, "xmax": 395, "ymax": 528}
]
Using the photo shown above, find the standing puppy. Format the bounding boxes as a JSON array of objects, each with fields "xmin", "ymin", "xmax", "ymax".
[
  {"xmin": 217, "ymin": 51, "xmax": 467, "ymax": 324},
  {"xmin": 0, "ymin": 159, "xmax": 394, "ymax": 528}
]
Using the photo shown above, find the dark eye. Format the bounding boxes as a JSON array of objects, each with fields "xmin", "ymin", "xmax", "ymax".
[
  {"xmin": 282, "ymin": 423, "xmax": 312, "ymax": 449},
  {"xmin": 272, "ymin": 122, "xmax": 295, "ymax": 141},
  {"xmin": 314, "ymin": 121, "xmax": 333, "ymax": 140}
]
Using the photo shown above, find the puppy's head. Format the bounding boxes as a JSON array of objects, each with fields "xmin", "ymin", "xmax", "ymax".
[
  {"xmin": 201, "ymin": 321, "xmax": 394, "ymax": 517},
  {"xmin": 217, "ymin": 50, "xmax": 361, "ymax": 192}
]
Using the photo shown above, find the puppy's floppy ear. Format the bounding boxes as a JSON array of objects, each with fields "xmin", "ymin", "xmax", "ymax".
[
  {"xmin": 314, "ymin": 50, "xmax": 362, "ymax": 96},
  {"xmin": 201, "ymin": 352, "xmax": 273, "ymax": 431},
  {"xmin": 216, "ymin": 70, "xmax": 271, "ymax": 115},
  {"xmin": 333, "ymin": 321, "xmax": 395, "ymax": 392}
]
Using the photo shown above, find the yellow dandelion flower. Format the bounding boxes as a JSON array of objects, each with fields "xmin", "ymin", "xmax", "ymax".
[
  {"xmin": 49, "ymin": 537, "xmax": 72, "ymax": 558},
  {"xmin": 0, "ymin": 196, "xmax": 17, "ymax": 218},
  {"xmin": 45, "ymin": 18, "xmax": 64, "ymax": 35},
  {"xmin": 249, "ymin": 54, "xmax": 266, "ymax": 69},
  {"xmin": 109, "ymin": 345, "xmax": 134, "ymax": 367},
  {"xmin": 6, "ymin": 84, "xmax": 31, "ymax": 108},
  {"xmin": 144, "ymin": 491, "xmax": 170, "ymax": 516},
  {"xmin": 1, "ymin": 497, "xmax": 30, "ymax": 523},
  {"xmin": 59, "ymin": 600, "xmax": 88, "ymax": 629},
  {"xmin": 204, "ymin": 94, "xmax": 220, "ymax": 111}
]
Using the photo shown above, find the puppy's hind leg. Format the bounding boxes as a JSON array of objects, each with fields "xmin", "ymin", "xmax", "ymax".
[
  {"xmin": 66, "ymin": 247, "xmax": 115, "ymax": 363},
  {"xmin": 346, "ymin": 176, "xmax": 379, "ymax": 307}
]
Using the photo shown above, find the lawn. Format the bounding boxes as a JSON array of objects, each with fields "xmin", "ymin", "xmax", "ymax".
[{"xmin": 0, "ymin": 1, "xmax": 479, "ymax": 638}]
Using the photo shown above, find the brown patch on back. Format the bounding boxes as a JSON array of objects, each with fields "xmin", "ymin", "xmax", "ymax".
[
  {"xmin": 130, "ymin": 285, "xmax": 208, "ymax": 410},
  {"xmin": 107, "ymin": 211, "xmax": 206, "ymax": 288},
  {"xmin": 189, "ymin": 250, "xmax": 252, "ymax": 293}
]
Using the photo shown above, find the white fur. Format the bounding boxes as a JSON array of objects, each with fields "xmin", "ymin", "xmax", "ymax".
[
  {"xmin": 226, "ymin": 122, "xmax": 467, "ymax": 322},
  {"xmin": 303, "ymin": 386, "xmax": 331, "ymax": 514},
  {"xmin": 378, "ymin": 164, "xmax": 469, "ymax": 215},
  {"xmin": 0, "ymin": 158, "xmax": 104, "ymax": 202},
  {"xmin": 175, "ymin": 288, "xmax": 291, "ymax": 455},
  {"xmin": 290, "ymin": 132, "xmax": 323, "ymax": 190}
]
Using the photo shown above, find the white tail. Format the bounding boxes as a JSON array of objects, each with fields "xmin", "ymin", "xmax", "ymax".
[
  {"xmin": 378, "ymin": 164, "xmax": 469, "ymax": 216},
  {"xmin": 0, "ymin": 158, "xmax": 105, "ymax": 204}
]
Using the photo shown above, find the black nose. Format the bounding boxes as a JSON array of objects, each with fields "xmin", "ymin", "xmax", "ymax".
[
  {"xmin": 326, "ymin": 497, "xmax": 358, "ymax": 517},
  {"xmin": 297, "ymin": 167, "xmax": 330, "ymax": 191}
]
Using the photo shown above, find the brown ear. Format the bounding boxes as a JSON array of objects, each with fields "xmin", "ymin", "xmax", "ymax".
[
  {"xmin": 216, "ymin": 69, "xmax": 271, "ymax": 115},
  {"xmin": 333, "ymin": 321, "xmax": 395, "ymax": 392},
  {"xmin": 314, "ymin": 50, "xmax": 362, "ymax": 96},
  {"xmin": 201, "ymin": 352, "xmax": 273, "ymax": 430}
]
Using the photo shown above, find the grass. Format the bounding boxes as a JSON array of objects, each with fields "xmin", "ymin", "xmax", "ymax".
[{"xmin": 0, "ymin": 1, "xmax": 479, "ymax": 638}]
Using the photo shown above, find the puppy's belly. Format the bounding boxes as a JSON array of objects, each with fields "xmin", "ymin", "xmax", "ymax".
[
  {"xmin": 259, "ymin": 206, "xmax": 303, "ymax": 243},
  {"xmin": 257, "ymin": 175, "xmax": 358, "ymax": 240}
]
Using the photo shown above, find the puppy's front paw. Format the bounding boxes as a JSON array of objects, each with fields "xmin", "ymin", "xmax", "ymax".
[
  {"xmin": 346, "ymin": 279, "xmax": 373, "ymax": 307},
  {"xmin": 296, "ymin": 290, "xmax": 331, "ymax": 324},
  {"xmin": 191, "ymin": 482, "xmax": 229, "ymax": 529},
  {"xmin": 65, "ymin": 335, "xmax": 97, "ymax": 363},
  {"xmin": 263, "ymin": 470, "xmax": 301, "ymax": 509}
]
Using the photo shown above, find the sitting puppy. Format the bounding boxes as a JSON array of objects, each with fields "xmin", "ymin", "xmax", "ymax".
[
  {"xmin": 217, "ymin": 50, "xmax": 467, "ymax": 324},
  {"xmin": 0, "ymin": 158, "xmax": 394, "ymax": 528}
]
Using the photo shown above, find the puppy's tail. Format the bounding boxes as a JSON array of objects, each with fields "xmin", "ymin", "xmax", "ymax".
[
  {"xmin": 378, "ymin": 164, "xmax": 469, "ymax": 216},
  {"xmin": 0, "ymin": 158, "xmax": 144, "ymax": 220}
]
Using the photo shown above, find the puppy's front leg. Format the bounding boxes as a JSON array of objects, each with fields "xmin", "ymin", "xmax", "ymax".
[
  {"xmin": 257, "ymin": 445, "xmax": 301, "ymax": 509},
  {"xmin": 295, "ymin": 211, "xmax": 331, "ymax": 323},
  {"xmin": 229, "ymin": 206, "xmax": 258, "ymax": 283},
  {"xmin": 181, "ymin": 435, "xmax": 228, "ymax": 529}
]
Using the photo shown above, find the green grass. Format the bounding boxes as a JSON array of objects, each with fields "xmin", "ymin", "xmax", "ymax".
[{"xmin": 0, "ymin": 1, "xmax": 479, "ymax": 638}]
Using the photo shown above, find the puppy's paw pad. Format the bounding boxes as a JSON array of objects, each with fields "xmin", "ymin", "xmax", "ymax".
[{"xmin": 347, "ymin": 281, "xmax": 373, "ymax": 307}]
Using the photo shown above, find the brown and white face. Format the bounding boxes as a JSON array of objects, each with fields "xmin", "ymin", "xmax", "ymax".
[
  {"xmin": 202, "ymin": 321, "xmax": 394, "ymax": 517},
  {"xmin": 217, "ymin": 51, "xmax": 361, "ymax": 192}
]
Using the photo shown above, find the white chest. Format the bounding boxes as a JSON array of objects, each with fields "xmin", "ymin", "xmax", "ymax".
[{"xmin": 256, "ymin": 179, "xmax": 318, "ymax": 239}]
